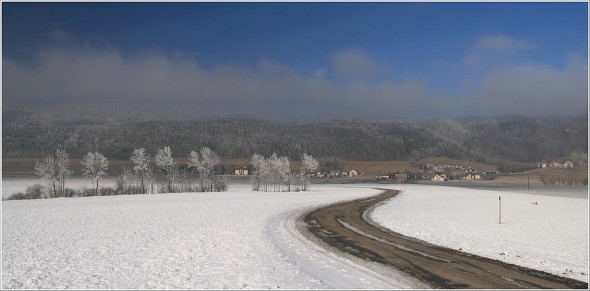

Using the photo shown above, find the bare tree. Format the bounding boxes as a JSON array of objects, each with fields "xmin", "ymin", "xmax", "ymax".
[
  {"xmin": 81, "ymin": 152, "xmax": 109, "ymax": 196},
  {"xmin": 200, "ymin": 147, "xmax": 221, "ymax": 192},
  {"xmin": 250, "ymin": 153, "xmax": 265, "ymax": 191},
  {"xmin": 55, "ymin": 149, "xmax": 73, "ymax": 196},
  {"xmin": 187, "ymin": 150, "xmax": 203, "ymax": 190},
  {"xmin": 301, "ymin": 153, "xmax": 319, "ymax": 191},
  {"xmin": 34, "ymin": 156, "xmax": 57, "ymax": 198},
  {"xmin": 116, "ymin": 165, "xmax": 134, "ymax": 194},
  {"xmin": 155, "ymin": 146, "xmax": 176, "ymax": 192},
  {"xmin": 131, "ymin": 148, "xmax": 151, "ymax": 194}
]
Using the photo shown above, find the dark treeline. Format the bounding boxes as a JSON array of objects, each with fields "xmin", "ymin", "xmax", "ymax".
[{"xmin": 3, "ymin": 108, "xmax": 587, "ymax": 167}]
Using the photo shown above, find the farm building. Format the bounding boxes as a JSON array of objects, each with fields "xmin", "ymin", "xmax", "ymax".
[
  {"xmin": 376, "ymin": 171, "xmax": 389, "ymax": 181},
  {"xmin": 234, "ymin": 167, "xmax": 249, "ymax": 176},
  {"xmin": 463, "ymin": 173, "xmax": 481, "ymax": 180}
]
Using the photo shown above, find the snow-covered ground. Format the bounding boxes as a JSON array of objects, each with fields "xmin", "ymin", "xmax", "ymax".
[
  {"xmin": 2, "ymin": 184, "xmax": 424, "ymax": 289},
  {"xmin": 370, "ymin": 184, "xmax": 589, "ymax": 283},
  {"xmin": 1, "ymin": 176, "xmax": 119, "ymax": 198},
  {"xmin": 3, "ymin": 180, "xmax": 588, "ymax": 288}
]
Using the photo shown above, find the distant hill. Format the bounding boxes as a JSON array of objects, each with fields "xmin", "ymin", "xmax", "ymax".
[{"xmin": 2, "ymin": 107, "xmax": 587, "ymax": 172}]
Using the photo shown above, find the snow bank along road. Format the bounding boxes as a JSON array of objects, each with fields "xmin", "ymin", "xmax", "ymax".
[
  {"xmin": 304, "ymin": 189, "xmax": 588, "ymax": 288},
  {"xmin": 371, "ymin": 184, "xmax": 588, "ymax": 283},
  {"xmin": 1, "ymin": 185, "xmax": 423, "ymax": 289}
]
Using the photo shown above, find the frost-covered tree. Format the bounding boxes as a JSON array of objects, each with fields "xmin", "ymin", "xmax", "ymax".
[
  {"xmin": 55, "ymin": 149, "xmax": 73, "ymax": 197},
  {"xmin": 187, "ymin": 147, "xmax": 225, "ymax": 192},
  {"xmin": 116, "ymin": 165, "xmax": 134, "ymax": 194},
  {"xmin": 250, "ymin": 153, "xmax": 265, "ymax": 191},
  {"xmin": 271, "ymin": 154, "xmax": 291, "ymax": 192},
  {"xmin": 131, "ymin": 148, "xmax": 151, "ymax": 194},
  {"xmin": 34, "ymin": 156, "xmax": 57, "ymax": 198},
  {"xmin": 81, "ymin": 152, "xmax": 109, "ymax": 196},
  {"xmin": 301, "ymin": 153, "xmax": 319, "ymax": 191},
  {"xmin": 251, "ymin": 153, "xmax": 304, "ymax": 192},
  {"xmin": 187, "ymin": 150, "xmax": 203, "ymax": 189},
  {"xmin": 200, "ymin": 147, "xmax": 221, "ymax": 192},
  {"xmin": 155, "ymin": 146, "xmax": 177, "ymax": 192}
]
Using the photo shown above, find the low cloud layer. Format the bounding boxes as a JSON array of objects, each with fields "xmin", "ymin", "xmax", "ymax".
[
  {"xmin": 330, "ymin": 48, "xmax": 379, "ymax": 79},
  {"xmin": 475, "ymin": 34, "xmax": 537, "ymax": 51},
  {"xmin": 3, "ymin": 40, "xmax": 587, "ymax": 119}
]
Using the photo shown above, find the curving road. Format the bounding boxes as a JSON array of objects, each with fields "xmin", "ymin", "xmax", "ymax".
[{"xmin": 303, "ymin": 189, "xmax": 588, "ymax": 289}]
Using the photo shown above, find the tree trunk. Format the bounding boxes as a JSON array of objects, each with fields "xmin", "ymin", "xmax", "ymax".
[
  {"xmin": 141, "ymin": 175, "xmax": 145, "ymax": 194},
  {"xmin": 96, "ymin": 179, "xmax": 99, "ymax": 196}
]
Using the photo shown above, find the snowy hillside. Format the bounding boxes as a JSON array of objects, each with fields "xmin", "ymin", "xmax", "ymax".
[
  {"xmin": 2, "ymin": 185, "xmax": 423, "ymax": 289},
  {"xmin": 370, "ymin": 185, "xmax": 589, "ymax": 283}
]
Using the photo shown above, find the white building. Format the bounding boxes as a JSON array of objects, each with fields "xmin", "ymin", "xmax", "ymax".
[{"xmin": 234, "ymin": 167, "xmax": 248, "ymax": 176}]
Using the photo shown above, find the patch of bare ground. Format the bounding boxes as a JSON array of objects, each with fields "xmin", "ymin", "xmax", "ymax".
[{"xmin": 303, "ymin": 189, "xmax": 588, "ymax": 289}]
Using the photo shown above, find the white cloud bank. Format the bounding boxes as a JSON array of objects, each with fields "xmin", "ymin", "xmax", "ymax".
[
  {"xmin": 330, "ymin": 48, "xmax": 379, "ymax": 79},
  {"xmin": 475, "ymin": 34, "xmax": 537, "ymax": 51},
  {"xmin": 3, "ymin": 39, "xmax": 587, "ymax": 119}
]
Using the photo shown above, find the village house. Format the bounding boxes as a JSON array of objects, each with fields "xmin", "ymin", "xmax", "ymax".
[
  {"xmin": 348, "ymin": 169, "xmax": 358, "ymax": 177},
  {"xmin": 234, "ymin": 167, "xmax": 248, "ymax": 176},
  {"xmin": 375, "ymin": 171, "xmax": 389, "ymax": 181},
  {"xmin": 328, "ymin": 170, "xmax": 342, "ymax": 178},
  {"xmin": 394, "ymin": 173, "xmax": 408, "ymax": 182},
  {"xmin": 463, "ymin": 173, "xmax": 481, "ymax": 180},
  {"xmin": 433, "ymin": 165, "xmax": 446, "ymax": 174},
  {"xmin": 563, "ymin": 161, "xmax": 574, "ymax": 168},
  {"xmin": 431, "ymin": 174, "xmax": 446, "ymax": 181}
]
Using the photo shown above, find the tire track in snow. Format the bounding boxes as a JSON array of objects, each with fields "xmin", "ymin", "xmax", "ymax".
[
  {"xmin": 303, "ymin": 189, "xmax": 588, "ymax": 289},
  {"xmin": 264, "ymin": 205, "xmax": 426, "ymax": 289}
]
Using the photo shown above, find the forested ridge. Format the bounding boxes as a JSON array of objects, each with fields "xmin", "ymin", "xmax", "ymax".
[{"xmin": 3, "ymin": 107, "xmax": 587, "ymax": 167}]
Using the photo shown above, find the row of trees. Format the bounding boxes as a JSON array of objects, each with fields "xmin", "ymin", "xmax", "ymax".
[
  {"xmin": 119, "ymin": 146, "xmax": 228, "ymax": 194},
  {"xmin": 250, "ymin": 153, "xmax": 318, "ymax": 192},
  {"xmin": 539, "ymin": 175, "xmax": 588, "ymax": 186},
  {"xmin": 33, "ymin": 146, "xmax": 228, "ymax": 198}
]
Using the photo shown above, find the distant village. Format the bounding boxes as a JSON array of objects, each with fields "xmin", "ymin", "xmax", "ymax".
[{"xmin": 231, "ymin": 158, "xmax": 585, "ymax": 183}]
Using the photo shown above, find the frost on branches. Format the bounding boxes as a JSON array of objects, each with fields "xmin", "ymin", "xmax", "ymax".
[
  {"xmin": 34, "ymin": 149, "xmax": 72, "ymax": 198},
  {"xmin": 81, "ymin": 152, "xmax": 109, "ymax": 196},
  {"xmin": 130, "ymin": 148, "xmax": 152, "ymax": 194},
  {"xmin": 251, "ymin": 153, "xmax": 318, "ymax": 192},
  {"xmin": 301, "ymin": 153, "xmax": 319, "ymax": 191},
  {"xmin": 155, "ymin": 146, "xmax": 180, "ymax": 193},
  {"xmin": 187, "ymin": 147, "xmax": 227, "ymax": 192}
]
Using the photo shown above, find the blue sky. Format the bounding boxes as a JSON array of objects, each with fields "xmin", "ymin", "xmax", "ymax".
[{"xmin": 3, "ymin": 2, "xmax": 588, "ymax": 119}]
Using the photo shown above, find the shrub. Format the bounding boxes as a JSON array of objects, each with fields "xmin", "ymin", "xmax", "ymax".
[
  {"xmin": 99, "ymin": 187, "xmax": 116, "ymax": 196},
  {"xmin": 5, "ymin": 184, "xmax": 45, "ymax": 200},
  {"xmin": 5, "ymin": 192, "xmax": 27, "ymax": 200},
  {"xmin": 25, "ymin": 184, "xmax": 45, "ymax": 199}
]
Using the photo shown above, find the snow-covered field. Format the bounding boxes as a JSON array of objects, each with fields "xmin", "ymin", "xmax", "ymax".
[
  {"xmin": 1, "ymin": 176, "xmax": 119, "ymax": 198},
  {"xmin": 3, "ymin": 180, "xmax": 588, "ymax": 288},
  {"xmin": 370, "ymin": 184, "xmax": 589, "ymax": 283},
  {"xmin": 2, "ymin": 184, "xmax": 423, "ymax": 289}
]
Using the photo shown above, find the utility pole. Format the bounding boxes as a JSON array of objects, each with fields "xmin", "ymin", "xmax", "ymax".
[
  {"xmin": 528, "ymin": 175, "xmax": 530, "ymax": 190},
  {"xmin": 499, "ymin": 196, "xmax": 502, "ymax": 224},
  {"xmin": 364, "ymin": 152, "xmax": 367, "ymax": 176}
]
